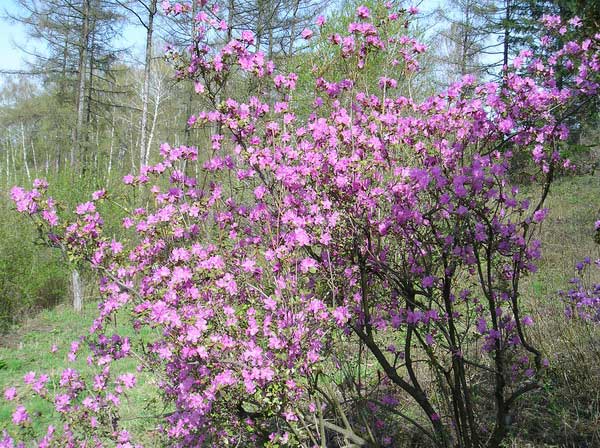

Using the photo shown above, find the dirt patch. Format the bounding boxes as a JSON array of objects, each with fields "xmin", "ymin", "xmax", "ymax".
[{"xmin": 0, "ymin": 310, "xmax": 61, "ymax": 349}]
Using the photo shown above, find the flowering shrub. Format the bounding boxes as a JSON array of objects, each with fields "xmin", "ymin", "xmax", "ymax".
[
  {"xmin": 3, "ymin": 2, "xmax": 600, "ymax": 447},
  {"xmin": 561, "ymin": 257, "xmax": 600, "ymax": 323}
]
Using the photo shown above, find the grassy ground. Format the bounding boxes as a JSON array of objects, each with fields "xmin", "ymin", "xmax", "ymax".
[
  {"xmin": 509, "ymin": 174, "xmax": 600, "ymax": 446},
  {"xmin": 524, "ymin": 174, "xmax": 600, "ymax": 298}
]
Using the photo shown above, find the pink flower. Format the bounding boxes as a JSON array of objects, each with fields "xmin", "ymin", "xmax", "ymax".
[
  {"xmin": 75, "ymin": 201, "xmax": 96, "ymax": 215},
  {"xmin": 23, "ymin": 372, "xmax": 36, "ymax": 385},
  {"xmin": 241, "ymin": 30, "xmax": 254, "ymax": 44},
  {"xmin": 282, "ymin": 410, "xmax": 297, "ymax": 422},
  {"xmin": 476, "ymin": 318, "xmax": 487, "ymax": 334},
  {"xmin": 110, "ymin": 240, "xmax": 124, "ymax": 255},
  {"xmin": 378, "ymin": 77, "xmax": 398, "ymax": 89},
  {"xmin": 33, "ymin": 374, "xmax": 49, "ymax": 394},
  {"xmin": 241, "ymin": 258, "xmax": 256, "ymax": 273},
  {"xmin": 55, "ymin": 394, "xmax": 71, "ymax": 413},
  {"xmin": 522, "ymin": 315, "xmax": 534, "ymax": 326},
  {"xmin": 301, "ymin": 28, "xmax": 313, "ymax": 40},
  {"xmin": 118, "ymin": 373, "xmax": 137, "ymax": 389},
  {"xmin": 10, "ymin": 186, "xmax": 37, "ymax": 214},
  {"xmin": 532, "ymin": 208, "xmax": 548, "ymax": 223},
  {"xmin": 356, "ymin": 5, "xmax": 370, "ymax": 18},
  {"xmin": 422, "ymin": 276, "xmax": 435, "ymax": 288},
  {"xmin": 33, "ymin": 178, "xmax": 48, "ymax": 189},
  {"xmin": 3, "ymin": 387, "xmax": 17, "ymax": 401},
  {"xmin": 12, "ymin": 405, "xmax": 29, "ymax": 425},
  {"xmin": 42, "ymin": 210, "xmax": 59, "ymax": 226},
  {"xmin": 333, "ymin": 306, "xmax": 350, "ymax": 326},
  {"xmin": 92, "ymin": 189, "xmax": 106, "ymax": 200},
  {"xmin": 214, "ymin": 370, "xmax": 236, "ymax": 388},
  {"xmin": 254, "ymin": 185, "xmax": 268, "ymax": 200},
  {"xmin": 300, "ymin": 257, "xmax": 318, "ymax": 273},
  {"xmin": 293, "ymin": 228, "xmax": 311, "ymax": 247},
  {"xmin": 568, "ymin": 16, "xmax": 582, "ymax": 28},
  {"xmin": 216, "ymin": 273, "xmax": 237, "ymax": 295},
  {"xmin": 172, "ymin": 266, "xmax": 193, "ymax": 284},
  {"xmin": 122, "ymin": 217, "xmax": 134, "ymax": 228}
]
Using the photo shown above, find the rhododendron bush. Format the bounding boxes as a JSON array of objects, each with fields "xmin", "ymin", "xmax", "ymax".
[{"xmin": 3, "ymin": 2, "xmax": 600, "ymax": 447}]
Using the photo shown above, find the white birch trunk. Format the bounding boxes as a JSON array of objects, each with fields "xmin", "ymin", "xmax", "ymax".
[
  {"xmin": 5, "ymin": 142, "xmax": 10, "ymax": 187},
  {"xmin": 11, "ymin": 141, "xmax": 17, "ymax": 183},
  {"xmin": 145, "ymin": 73, "xmax": 162, "ymax": 164},
  {"xmin": 20, "ymin": 123, "xmax": 31, "ymax": 182},
  {"xmin": 71, "ymin": 269, "xmax": 83, "ymax": 312},
  {"xmin": 31, "ymin": 141, "xmax": 37, "ymax": 174},
  {"xmin": 107, "ymin": 124, "xmax": 115, "ymax": 183},
  {"xmin": 139, "ymin": 0, "xmax": 157, "ymax": 169}
]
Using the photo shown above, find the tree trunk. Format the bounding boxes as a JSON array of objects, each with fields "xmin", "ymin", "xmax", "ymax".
[
  {"xmin": 20, "ymin": 123, "xmax": 31, "ymax": 182},
  {"xmin": 460, "ymin": 4, "xmax": 471, "ymax": 76},
  {"xmin": 71, "ymin": 269, "xmax": 83, "ymax": 312},
  {"xmin": 184, "ymin": 0, "xmax": 198, "ymax": 147},
  {"xmin": 72, "ymin": 0, "xmax": 90, "ymax": 172},
  {"xmin": 287, "ymin": 0, "xmax": 300, "ymax": 57},
  {"xmin": 503, "ymin": 0, "xmax": 511, "ymax": 70},
  {"xmin": 11, "ymin": 140, "xmax": 17, "ymax": 183},
  {"xmin": 5, "ymin": 140, "xmax": 10, "ymax": 188},
  {"xmin": 146, "ymin": 75, "xmax": 162, "ymax": 162},
  {"xmin": 60, "ymin": 30, "xmax": 70, "ymax": 101},
  {"xmin": 31, "ymin": 141, "xmax": 37, "ymax": 174},
  {"xmin": 107, "ymin": 121, "xmax": 115, "ymax": 183},
  {"xmin": 139, "ymin": 0, "xmax": 158, "ymax": 169},
  {"xmin": 84, "ymin": 23, "xmax": 96, "ymax": 174}
]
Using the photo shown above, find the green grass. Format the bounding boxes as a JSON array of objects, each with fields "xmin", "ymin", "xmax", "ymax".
[
  {"xmin": 509, "ymin": 174, "xmax": 600, "ymax": 446},
  {"xmin": 534, "ymin": 174, "xmax": 600, "ymax": 287}
]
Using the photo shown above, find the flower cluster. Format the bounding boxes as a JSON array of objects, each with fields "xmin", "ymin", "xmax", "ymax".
[{"xmin": 560, "ymin": 258, "xmax": 600, "ymax": 322}]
